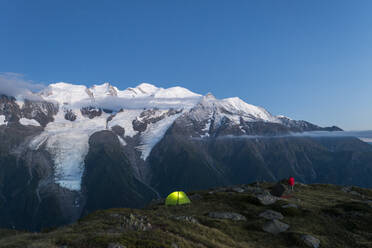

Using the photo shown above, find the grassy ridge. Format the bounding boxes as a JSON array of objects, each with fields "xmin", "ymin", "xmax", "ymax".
[{"xmin": 0, "ymin": 183, "xmax": 371, "ymax": 248}]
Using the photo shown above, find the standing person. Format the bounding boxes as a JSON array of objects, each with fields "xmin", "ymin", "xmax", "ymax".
[{"xmin": 288, "ymin": 176, "xmax": 295, "ymax": 191}]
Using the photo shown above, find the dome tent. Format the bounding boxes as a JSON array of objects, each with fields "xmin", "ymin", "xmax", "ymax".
[{"xmin": 165, "ymin": 191, "xmax": 191, "ymax": 206}]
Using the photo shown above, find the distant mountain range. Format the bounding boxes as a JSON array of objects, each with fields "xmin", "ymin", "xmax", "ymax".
[{"xmin": 1, "ymin": 82, "xmax": 371, "ymax": 231}]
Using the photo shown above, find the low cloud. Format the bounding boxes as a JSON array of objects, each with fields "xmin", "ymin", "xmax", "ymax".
[
  {"xmin": 195, "ymin": 130, "xmax": 372, "ymax": 143},
  {"xmin": 0, "ymin": 72, "xmax": 45, "ymax": 100},
  {"xmin": 291, "ymin": 130, "xmax": 372, "ymax": 141}
]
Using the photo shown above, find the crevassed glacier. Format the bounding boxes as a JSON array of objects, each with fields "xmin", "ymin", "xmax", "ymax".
[{"xmin": 29, "ymin": 110, "xmax": 108, "ymax": 191}]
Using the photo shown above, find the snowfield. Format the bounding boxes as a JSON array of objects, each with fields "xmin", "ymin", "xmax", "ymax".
[{"xmin": 19, "ymin": 118, "xmax": 41, "ymax": 126}]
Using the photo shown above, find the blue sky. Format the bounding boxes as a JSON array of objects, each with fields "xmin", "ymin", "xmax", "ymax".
[{"xmin": 1, "ymin": 0, "xmax": 372, "ymax": 130}]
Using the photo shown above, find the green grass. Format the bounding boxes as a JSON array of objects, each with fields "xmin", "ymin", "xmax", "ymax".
[{"xmin": 0, "ymin": 183, "xmax": 371, "ymax": 248}]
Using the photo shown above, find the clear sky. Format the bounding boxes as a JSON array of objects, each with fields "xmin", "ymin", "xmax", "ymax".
[{"xmin": 1, "ymin": 0, "xmax": 372, "ymax": 130}]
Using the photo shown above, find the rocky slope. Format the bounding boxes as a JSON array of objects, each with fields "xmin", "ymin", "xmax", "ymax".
[
  {"xmin": 1, "ymin": 82, "xmax": 372, "ymax": 232},
  {"xmin": 0, "ymin": 182, "xmax": 371, "ymax": 248}
]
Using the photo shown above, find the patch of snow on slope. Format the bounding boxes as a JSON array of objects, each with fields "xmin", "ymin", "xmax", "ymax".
[
  {"xmin": 19, "ymin": 118, "xmax": 41, "ymax": 126},
  {"xmin": 136, "ymin": 112, "xmax": 183, "ymax": 160},
  {"xmin": 0, "ymin": 115, "xmax": 7, "ymax": 126},
  {"xmin": 29, "ymin": 132, "xmax": 49, "ymax": 150},
  {"xmin": 201, "ymin": 119, "xmax": 211, "ymax": 138},
  {"xmin": 29, "ymin": 110, "xmax": 108, "ymax": 191},
  {"xmin": 118, "ymin": 136, "xmax": 127, "ymax": 146},
  {"xmin": 108, "ymin": 110, "xmax": 143, "ymax": 137}
]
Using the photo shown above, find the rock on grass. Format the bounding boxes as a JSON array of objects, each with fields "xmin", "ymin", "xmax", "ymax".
[
  {"xmin": 259, "ymin": 210, "xmax": 284, "ymax": 220},
  {"xmin": 301, "ymin": 234, "xmax": 320, "ymax": 248},
  {"xmin": 262, "ymin": 219, "xmax": 290, "ymax": 234},
  {"xmin": 208, "ymin": 212, "xmax": 247, "ymax": 221}
]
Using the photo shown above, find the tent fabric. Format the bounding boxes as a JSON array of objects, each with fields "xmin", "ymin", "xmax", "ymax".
[{"xmin": 165, "ymin": 191, "xmax": 191, "ymax": 205}]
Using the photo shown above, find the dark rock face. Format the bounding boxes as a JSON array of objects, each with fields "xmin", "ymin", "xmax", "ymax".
[
  {"xmin": 64, "ymin": 109, "xmax": 77, "ymax": 121},
  {"xmin": 277, "ymin": 116, "xmax": 342, "ymax": 132},
  {"xmin": 111, "ymin": 125, "xmax": 125, "ymax": 137},
  {"xmin": 102, "ymin": 109, "xmax": 114, "ymax": 114},
  {"xmin": 132, "ymin": 109, "xmax": 166, "ymax": 132},
  {"xmin": 21, "ymin": 100, "xmax": 58, "ymax": 127},
  {"xmin": 81, "ymin": 106, "xmax": 102, "ymax": 119},
  {"xmin": 133, "ymin": 109, "xmax": 183, "ymax": 133},
  {"xmin": 81, "ymin": 131, "xmax": 157, "ymax": 214},
  {"xmin": 240, "ymin": 121, "xmax": 291, "ymax": 136},
  {"xmin": 0, "ymin": 95, "xmax": 21, "ymax": 123},
  {"xmin": 0, "ymin": 95, "xmax": 58, "ymax": 127}
]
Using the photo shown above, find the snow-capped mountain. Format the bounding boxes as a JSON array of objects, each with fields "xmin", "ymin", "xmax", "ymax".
[
  {"xmin": 4, "ymin": 82, "xmax": 370, "ymax": 232},
  {"xmin": 1, "ymin": 82, "xmax": 340, "ymax": 191}
]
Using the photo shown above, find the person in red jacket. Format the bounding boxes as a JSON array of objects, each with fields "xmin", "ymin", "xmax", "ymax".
[{"xmin": 288, "ymin": 176, "xmax": 295, "ymax": 191}]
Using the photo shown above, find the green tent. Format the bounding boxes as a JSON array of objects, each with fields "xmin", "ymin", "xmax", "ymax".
[{"xmin": 165, "ymin": 191, "xmax": 191, "ymax": 206}]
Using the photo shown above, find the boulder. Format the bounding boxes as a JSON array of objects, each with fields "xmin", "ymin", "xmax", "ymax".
[
  {"xmin": 341, "ymin": 186, "xmax": 352, "ymax": 193},
  {"xmin": 256, "ymin": 194, "xmax": 278, "ymax": 205},
  {"xmin": 208, "ymin": 212, "xmax": 247, "ymax": 221},
  {"xmin": 244, "ymin": 186, "xmax": 266, "ymax": 195},
  {"xmin": 108, "ymin": 243, "xmax": 126, "ymax": 248},
  {"xmin": 364, "ymin": 200, "xmax": 372, "ymax": 207},
  {"xmin": 301, "ymin": 234, "xmax": 320, "ymax": 248},
  {"xmin": 189, "ymin": 193, "xmax": 203, "ymax": 201},
  {"xmin": 282, "ymin": 203, "xmax": 298, "ymax": 209},
  {"xmin": 259, "ymin": 210, "xmax": 284, "ymax": 220},
  {"xmin": 171, "ymin": 243, "xmax": 179, "ymax": 248},
  {"xmin": 173, "ymin": 215, "xmax": 199, "ymax": 224},
  {"xmin": 262, "ymin": 219, "xmax": 289, "ymax": 234},
  {"xmin": 270, "ymin": 183, "xmax": 287, "ymax": 197},
  {"xmin": 349, "ymin": 191, "xmax": 363, "ymax": 198},
  {"xmin": 231, "ymin": 187, "xmax": 245, "ymax": 193}
]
